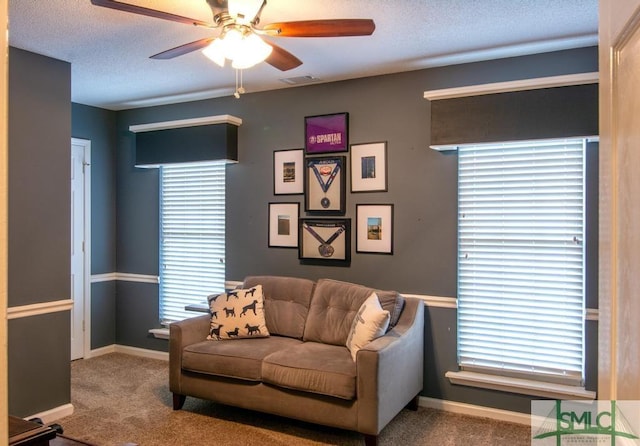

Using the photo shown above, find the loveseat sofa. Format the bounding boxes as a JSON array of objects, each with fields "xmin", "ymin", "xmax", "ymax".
[{"xmin": 169, "ymin": 275, "xmax": 424, "ymax": 445}]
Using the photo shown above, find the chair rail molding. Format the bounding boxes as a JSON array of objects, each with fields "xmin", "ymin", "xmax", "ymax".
[{"xmin": 7, "ymin": 299, "xmax": 73, "ymax": 319}]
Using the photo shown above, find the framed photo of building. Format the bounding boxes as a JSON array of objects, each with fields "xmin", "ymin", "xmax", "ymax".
[
  {"xmin": 299, "ymin": 218, "xmax": 351, "ymax": 263},
  {"xmin": 304, "ymin": 112, "xmax": 349, "ymax": 154},
  {"xmin": 305, "ymin": 155, "xmax": 346, "ymax": 214},
  {"xmin": 351, "ymin": 141, "xmax": 388, "ymax": 192},
  {"xmin": 356, "ymin": 204, "xmax": 393, "ymax": 254},
  {"xmin": 274, "ymin": 149, "xmax": 304, "ymax": 195},
  {"xmin": 268, "ymin": 202, "xmax": 299, "ymax": 248}
]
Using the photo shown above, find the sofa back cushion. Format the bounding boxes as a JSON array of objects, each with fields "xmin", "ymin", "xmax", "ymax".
[
  {"xmin": 303, "ymin": 279, "xmax": 375, "ymax": 345},
  {"xmin": 376, "ymin": 289, "xmax": 406, "ymax": 329},
  {"xmin": 243, "ymin": 275, "xmax": 315, "ymax": 339}
]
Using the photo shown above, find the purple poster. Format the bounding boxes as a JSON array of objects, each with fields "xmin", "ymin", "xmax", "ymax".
[{"xmin": 305, "ymin": 112, "xmax": 349, "ymax": 154}]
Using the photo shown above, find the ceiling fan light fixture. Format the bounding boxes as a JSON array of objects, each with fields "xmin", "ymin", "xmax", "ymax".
[
  {"xmin": 220, "ymin": 28, "xmax": 244, "ymax": 59},
  {"xmin": 204, "ymin": 28, "xmax": 273, "ymax": 70},
  {"xmin": 230, "ymin": 33, "xmax": 273, "ymax": 69},
  {"xmin": 202, "ymin": 38, "xmax": 226, "ymax": 67}
]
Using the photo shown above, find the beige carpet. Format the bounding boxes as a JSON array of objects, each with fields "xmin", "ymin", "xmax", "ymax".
[{"xmin": 57, "ymin": 353, "xmax": 531, "ymax": 446}]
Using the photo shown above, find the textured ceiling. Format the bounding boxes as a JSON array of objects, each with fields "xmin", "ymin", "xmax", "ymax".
[{"xmin": 8, "ymin": 0, "xmax": 598, "ymax": 110}]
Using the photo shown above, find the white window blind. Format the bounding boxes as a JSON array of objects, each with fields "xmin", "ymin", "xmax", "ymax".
[
  {"xmin": 457, "ymin": 138, "xmax": 585, "ymax": 385},
  {"xmin": 160, "ymin": 162, "xmax": 226, "ymax": 324}
]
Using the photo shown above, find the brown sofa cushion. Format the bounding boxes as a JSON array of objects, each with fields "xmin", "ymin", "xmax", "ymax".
[
  {"xmin": 262, "ymin": 342, "xmax": 357, "ymax": 400},
  {"xmin": 182, "ymin": 336, "xmax": 302, "ymax": 381},
  {"xmin": 303, "ymin": 279, "xmax": 375, "ymax": 345},
  {"xmin": 243, "ymin": 276, "xmax": 315, "ymax": 339}
]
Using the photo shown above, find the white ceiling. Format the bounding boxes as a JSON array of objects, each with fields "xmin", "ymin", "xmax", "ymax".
[{"xmin": 8, "ymin": 0, "xmax": 598, "ymax": 110}]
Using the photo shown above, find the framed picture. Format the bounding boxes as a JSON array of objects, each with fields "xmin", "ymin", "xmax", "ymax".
[
  {"xmin": 268, "ymin": 202, "xmax": 299, "ymax": 248},
  {"xmin": 299, "ymin": 218, "xmax": 351, "ymax": 263},
  {"xmin": 305, "ymin": 155, "xmax": 346, "ymax": 215},
  {"xmin": 274, "ymin": 149, "xmax": 304, "ymax": 195},
  {"xmin": 351, "ymin": 141, "xmax": 388, "ymax": 192},
  {"xmin": 356, "ymin": 204, "xmax": 394, "ymax": 254},
  {"xmin": 304, "ymin": 112, "xmax": 349, "ymax": 154}
]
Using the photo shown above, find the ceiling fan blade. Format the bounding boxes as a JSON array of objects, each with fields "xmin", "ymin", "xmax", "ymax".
[
  {"xmin": 151, "ymin": 38, "xmax": 215, "ymax": 60},
  {"xmin": 264, "ymin": 42, "xmax": 303, "ymax": 71},
  {"xmin": 263, "ymin": 19, "xmax": 375, "ymax": 37},
  {"xmin": 90, "ymin": 0, "xmax": 212, "ymax": 28}
]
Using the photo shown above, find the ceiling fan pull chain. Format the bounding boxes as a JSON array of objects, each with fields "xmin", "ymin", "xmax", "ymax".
[{"xmin": 234, "ymin": 69, "xmax": 246, "ymax": 98}]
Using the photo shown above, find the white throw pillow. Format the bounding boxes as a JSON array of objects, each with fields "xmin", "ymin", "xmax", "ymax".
[
  {"xmin": 346, "ymin": 292, "xmax": 390, "ymax": 361},
  {"xmin": 206, "ymin": 285, "xmax": 269, "ymax": 340}
]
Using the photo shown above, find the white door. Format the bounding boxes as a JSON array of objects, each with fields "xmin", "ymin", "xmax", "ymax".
[
  {"xmin": 71, "ymin": 138, "xmax": 91, "ymax": 360},
  {"xmin": 598, "ymin": 0, "xmax": 640, "ymax": 400}
]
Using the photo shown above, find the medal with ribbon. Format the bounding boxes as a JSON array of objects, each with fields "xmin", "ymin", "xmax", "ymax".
[
  {"xmin": 309, "ymin": 159, "xmax": 340, "ymax": 208},
  {"xmin": 303, "ymin": 223, "xmax": 345, "ymax": 257}
]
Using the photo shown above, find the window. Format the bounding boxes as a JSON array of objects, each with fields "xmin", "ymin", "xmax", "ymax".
[
  {"xmin": 159, "ymin": 162, "xmax": 226, "ymax": 324},
  {"xmin": 457, "ymin": 138, "xmax": 585, "ymax": 385}
]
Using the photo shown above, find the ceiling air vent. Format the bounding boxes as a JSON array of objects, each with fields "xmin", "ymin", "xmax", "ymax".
[{"xmin": 279, "ymin": 75, "xmax": 322, "ymax": 85}]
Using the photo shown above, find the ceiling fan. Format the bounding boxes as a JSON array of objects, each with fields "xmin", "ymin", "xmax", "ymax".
[{"xmin": 90, "ymin": 0, "xmax": 376, "ymax": 72}]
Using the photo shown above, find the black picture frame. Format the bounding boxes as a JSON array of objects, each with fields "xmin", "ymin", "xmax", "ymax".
[
  {"xmin": 304, "ymin": 155, "xmax": 346, "ymax": 215},
  {"xmin": 268, "ymin": 202, "xmax": 299, "ymax": 248},
  {"xmin": 356, "ymin": 204, "xmax": 394, "ymax": 254},
  {"xmin": 273, "ymin": 149, "xmax": 304, "ymax": 195},
  {"xmin": 350, "ymin": 141, "xmax": 388, "ymax": 193},
  {"xmin": 304, "ymin": 112, "xmax": 349, "ymax": 154},
  {"xmin": 299, "ymin": 218, "xmax": 351, "ymax": 265}
]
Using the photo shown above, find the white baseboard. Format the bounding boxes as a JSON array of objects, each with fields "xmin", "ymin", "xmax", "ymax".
[
  {"xmin": 419, "ymin": 396, "xmax": 531, "ymax": 425},
  {"xmin": 26, "ymin": 403, "xmax": 74, "ymax": 424},
  {"xmin": 115, "ymin": 345, "xmax": 169, "ymax": 361},
  {"xmin": 88, "ymin": 344, "xmax": 168, "ymax": 361},
  {"xmin": 86, "ymin": 344, "xmax": 116, "ymax": 358}
]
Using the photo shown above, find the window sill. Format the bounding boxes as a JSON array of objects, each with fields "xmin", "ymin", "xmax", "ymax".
[
  {"xmin": 445, "ymin": 371, "xmax": 596, "ymax": 400},
  {"xmin": 148, "ymin": 328, "xmax": 169, "ymax": 340}
]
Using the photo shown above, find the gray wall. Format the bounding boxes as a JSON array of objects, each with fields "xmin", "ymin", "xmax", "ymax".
[
  {"xmin": 71, "ymin": 46, "xmax": 600, "ymax": 414},
  {"xmin": 8, "ymin": 47, "xmax": 71, "ymax": 416}
]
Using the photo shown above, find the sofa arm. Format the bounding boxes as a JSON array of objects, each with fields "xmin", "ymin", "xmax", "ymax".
[
  {"xmin": 355, "ymin": 297, "xmax": 424, "ymax": 435},
  {"xmin": 169, "ymin": 314, "xmax": 211, "ymax": 393}
]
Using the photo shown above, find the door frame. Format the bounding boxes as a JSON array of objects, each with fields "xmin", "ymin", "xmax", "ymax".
[
  {"xmin": 1, "ymin": 0, "xmax": 9, "ymax": 438},
  {"xmin": 71, "ymin": 137, "xmax": 91, "ymax": 359}
]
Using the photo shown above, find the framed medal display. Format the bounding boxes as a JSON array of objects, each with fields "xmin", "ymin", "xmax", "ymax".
[
  {"xmin": 299, "ymin": 218, "xmax": 351, "ymax": 263},
  {"xmin": 304, "ymin": 155, "xmax": 346, "ymax": 215}
]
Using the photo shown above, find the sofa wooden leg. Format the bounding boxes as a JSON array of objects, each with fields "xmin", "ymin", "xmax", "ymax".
[
  {"xmin": 406, "ymin": 394, "xmax": 420, "ymax": 411},
  {"xmin": 173, "ymin": 393, "xmax": 186, "ymax": 410},
  {"xmin": 363, "ymin": 434, "xmax": 378, "ymax": 446}
]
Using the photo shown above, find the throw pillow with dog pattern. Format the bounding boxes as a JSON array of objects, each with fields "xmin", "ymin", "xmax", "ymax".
[{"xmin": 207, "ymin": 285, "xmax": 270, "ymax": 340}]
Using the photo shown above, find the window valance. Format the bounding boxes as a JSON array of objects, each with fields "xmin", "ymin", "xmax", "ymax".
[
  {"xmin": 427, "ymin": 82, "xmax": 598, "ymax": 148},
  {"xmin": 130, "ymin": 115, "xmax": 242, "ymax": 167}
]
